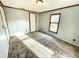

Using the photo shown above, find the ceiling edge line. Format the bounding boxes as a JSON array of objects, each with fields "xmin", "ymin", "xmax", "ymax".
[
  {"xmin": 0, "ymin": 1, "xmax": 39, "ymax": 13},
  {"xmin": 0, "ymin": 1, "xmax": 79, "ymax": 14},
  {"xmin": 39, "ymin": 4, "xmax": 79, "ymax": 14},
  {"xmin": 4, "ymin": 6, "xmax": 39, "ymax": 13}
]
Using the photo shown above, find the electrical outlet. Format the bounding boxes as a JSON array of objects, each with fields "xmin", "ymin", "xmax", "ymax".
[{"xmin": 73, "ymin": 39, "xmax": 76, "ymax": 41}]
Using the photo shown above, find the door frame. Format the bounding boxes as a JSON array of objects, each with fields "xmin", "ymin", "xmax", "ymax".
[
  {"xmin": 29, "ymin": 12, "xmax": 36, "ymax": 32},
  {"xmin": 0, "ymin": 2, "xmax": 10, "ymax": 41}
]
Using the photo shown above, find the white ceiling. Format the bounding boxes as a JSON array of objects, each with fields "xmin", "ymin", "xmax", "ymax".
[{"xmin": 1, "ymin": 0, "xmax": 79, "ymax": 12}]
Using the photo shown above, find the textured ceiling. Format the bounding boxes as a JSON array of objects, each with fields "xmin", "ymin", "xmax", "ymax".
[{"xmin": 1, "ymin": 0, "xmax": 79, "ymax": 12}]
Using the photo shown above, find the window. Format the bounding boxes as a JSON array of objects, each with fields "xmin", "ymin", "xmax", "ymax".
[{"xmin": 49, "ymin": 13, "xmax": 61, "ymax": 33}]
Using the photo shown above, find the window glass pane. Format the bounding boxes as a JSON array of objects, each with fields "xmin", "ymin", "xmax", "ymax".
[
  {"xmin": 51, "ymin": 15, "xmax": 60, "ymax": 22},
  {"xmin": 50, "ymin": 23, "xmax": 58, "ymax": 32}
]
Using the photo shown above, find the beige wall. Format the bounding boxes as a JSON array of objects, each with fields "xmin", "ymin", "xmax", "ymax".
[
  {"xmin": 38, "ymin": 6, "xmax": 79, "ymax": 47},
  {"xmin": 4, "ymin": 7, "xmax": 30, "ymax": 36}
]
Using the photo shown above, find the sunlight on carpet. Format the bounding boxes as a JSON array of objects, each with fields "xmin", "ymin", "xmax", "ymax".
[
  {"xmin": 15, "ymin": 32, "xmax": 29, "ymax": 40},
  {"xmin": 15, "ymin": 34, "xmax": 54, "ymax": 58}
]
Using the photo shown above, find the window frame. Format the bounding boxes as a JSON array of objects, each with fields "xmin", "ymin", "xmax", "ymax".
[{"xmin": 49, "ymin": 13, "xmax": 61, "ymax": 34}]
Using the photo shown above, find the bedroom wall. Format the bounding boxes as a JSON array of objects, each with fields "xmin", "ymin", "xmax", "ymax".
[
  {"xmin": 38, "ymin": 6, "xmax": 79, "ymax": 47},
  {"xmin": 4, "ymin": 7, "xmax": 30, "ymax": 36}
]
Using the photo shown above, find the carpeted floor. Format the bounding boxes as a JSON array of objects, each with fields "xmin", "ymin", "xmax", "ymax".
[
  {"xmin": 8, "ymin": 32, "xmax": 79, "ymax": 58},
  {"xmin": 8, "ymin": 37, "xmax": 37, "ymax": 58}
]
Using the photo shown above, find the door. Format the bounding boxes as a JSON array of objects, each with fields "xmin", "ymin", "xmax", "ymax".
[
  {"xmin": 30, "ymin": 13, "xmax": 36, "ymax": 32},
  {"xmin": 0, "ymin": 6, "xmax": 9, "ymax": 40},
  {"xmin": 0, "ymin": 6, "xmax": 9, "ymax": 58}
]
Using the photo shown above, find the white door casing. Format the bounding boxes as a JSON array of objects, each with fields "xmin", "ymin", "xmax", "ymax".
[
  {"xmin": 30, "ymin": 13, "xmax": 36, "ymax": 32},
  {"xmin": 0, "ymin": 6, "xmax": 9, "ymax": 58},
  {"xmin": 0, "ymin": 6, "xmax": 10, "ymax": 41}
]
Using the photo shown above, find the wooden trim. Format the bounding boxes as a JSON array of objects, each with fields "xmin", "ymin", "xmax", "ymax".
[
  {"xmin": 29, "ymin": 12, "xmax": 31, "ymax": 32},
  {"xmin": 4, "ymin": 6, "xmax": 38, "ymax": 13},
  {"xmin": 1, "ymin": 1, "xmax": 79, "ymax": 13},
  {"xmin": 0, "ymin": 5, "xmax": 10, "ymax": 40},
  {"xmin": 0, "ymin": 1, "xmax": 10, "ymax": 40},
  {"xmin": 4, "ymin": 4, "xmax": 79, "ymax": 14},
  {"xmin": 50, "ymin": 22, "xmax": 58, "ymax": 24},
  {"xmin": 34, "ymin": 13, "xmax": 37, "ymax": 31},
  {"xmin": 10, "ymin": 36, "xmax": 15, "ymax": 38},
  {"xmin": 39, "ymin": 30, "xmax": 79, "ymax": 47},
  {"xmin": 3, "ymin": 7, "xmax": 11, "ymax": 37},
  {"xmin": 39, "ymin": 30, "xmax": 59, "ymax": 39},
  {"xmin": 0, "ymin": 1, "xmax": 38, "ymax": 13},
  {"xmin": 48, "ymin": 13, "xmax": 61, "ymax": 34},
  {"xmin": 0, "ymin": 1, "xmax": 4, "ymax": 6},
  {"xmin": 40, "ymin": 4, "xmax": 79, "ymax": 14},
  {"xmin": 0, "ymin": 10, "xmax": 8, "ymax": 39},
  {"xmin": 1, "ymin": 2, "xmax": 11, "ymax": 37}
]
